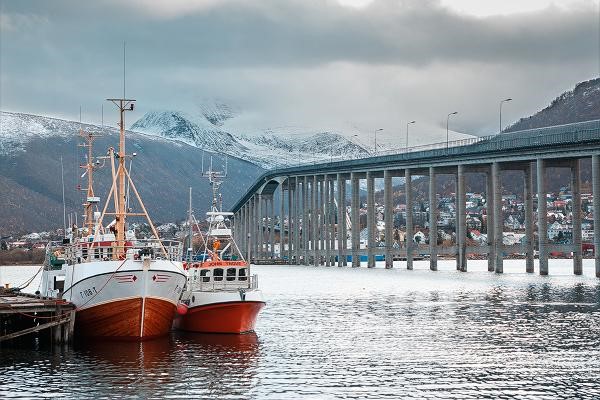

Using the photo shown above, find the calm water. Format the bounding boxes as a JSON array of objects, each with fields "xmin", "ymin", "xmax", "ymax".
[{"xmin": 2, "ymin": 260, "xmax": 600, "ymax": 399}]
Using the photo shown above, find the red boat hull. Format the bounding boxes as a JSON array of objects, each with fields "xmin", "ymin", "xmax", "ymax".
[
  {"xmin": 75, "ymin": 297, "xmax": 176, "ymax": 340},
  {"xmin": 173, "ymin": 301, "xmax": 265, "ymax": 334}
]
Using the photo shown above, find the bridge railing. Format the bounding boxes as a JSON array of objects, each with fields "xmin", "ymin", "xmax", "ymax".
[{"xmin": 279, "ymin": 119, "xmax": 600, "ymax": 168}]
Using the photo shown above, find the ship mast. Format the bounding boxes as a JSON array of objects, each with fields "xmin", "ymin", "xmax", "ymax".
[
  {"xmin": 106, "ymin": 98, "xmax": 135, "ymax": 255},
  {"xmin": 78, "ymin": 128, "xmax": 101, "ymax": 233}
]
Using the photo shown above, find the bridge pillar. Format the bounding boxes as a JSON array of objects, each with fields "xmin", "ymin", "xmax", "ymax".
[
  {"xmin": 280, "ymin": 182, "xmax": 285, "ymax": 260},
  {"xmin": 337, "ymin": 173, "xmax": 347, "ymax": 267},
  {"xmin": 492, "ymin": 162, "xmax": 503, "ymax": 273},
  {"xmin": 238, "ymin": 207, "xmax": 244, "ymax": 255},
  {"xmin": 367, "ymin": 171, "xmax": 376, "ymax": 268},
  {"xmin": 329, "ymin": 177, "xmax": 336, "ymax": 266},
  {"xmin": 256, "ymin": 194, "xmax": 263, "ymax": 260},
  {"xmin": 288, "ymin": 179, "xmax": 294, "ymax": 264},
  {"xmin": 457, "ymin": 164, "xmax": 467, "ymax": 272},
  {"xmin": 243, "ymin": 204, "xmax": 247, "ymax": 259},
  {"xmin": 593, "ymin": 155, "xmax": 600, "ymax": 277},
  {"xmin": 429, "ymin": 167, "xmax": 438, "ymax": 271},
  {"xmin": 259, "ymin": 194, "xmax": 265, "ymax": 259},
  {"xmin": 268, "ymin": 196, "xmax": 274, "ymax": 259},
  {"xmin": 486, "ymin": 166, "xmax": 495, "ymax": 272},
  {"xmin": 572, "ymin": 159, "xmax": 582, "ymax": 275},
  {"xmin": 312, "ymin": 175, "xmax": 319, "ymax": 266},
  {"xmin": 319, "ymin": 178, "xmax": 325, "ymax": 265},
  {"xmin": 325, "ymin": 178, "xmax": 331, "ymax": 265},
  {"xmin": 537, "ymin": 158, "xmax": 548, "ymax": 275},
  {"xmin": 524, "ymin": 163, "xmax": 534, "ymax": 272},
  {"xmin": 249, "ymin": 195, "xmax": 255, "ymax": 261},
  {"xmin": 384, "ymin": 170, "xmax": 393, "ymax": 268},
  {"xmin": 406, "ymin": 168, "xmax": 414, "ymax": 270},
  {"xmin": 294, "ymin": 180, "xmax": 301, "ymax": 265},
  {"xmin": 351, "ymin": 172, "xmax": 361, "ymax": 267},
  {"xmin": 302, "ymin": 177, "xmax": 309, "ymax": 265}
]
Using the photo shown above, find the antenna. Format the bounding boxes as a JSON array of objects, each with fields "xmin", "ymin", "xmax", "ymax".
[
  {"xmin": 123, "ymin": 41, "xmax": 126, "ymax": 99},
  {"xmin": 60, "ymin": 156, "xmax": 67, "ymax": 235}
]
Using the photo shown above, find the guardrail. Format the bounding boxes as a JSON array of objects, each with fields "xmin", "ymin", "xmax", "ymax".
[{"xmin": 46, "ymin": 239, "xmax": 183, "ymax": 266}]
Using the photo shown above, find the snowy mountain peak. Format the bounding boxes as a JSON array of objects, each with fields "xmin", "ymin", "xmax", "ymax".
[{"xmin": 130, "ymin": 109, "xmax": 370, "ymax": 169}]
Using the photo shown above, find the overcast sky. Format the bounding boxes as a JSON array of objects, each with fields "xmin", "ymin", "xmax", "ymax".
[{"xmin": 0, "ymin": 0, "xmax": 598, "ymax": 146}]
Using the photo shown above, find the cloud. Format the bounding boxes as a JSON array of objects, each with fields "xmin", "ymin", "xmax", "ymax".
[{"xmin": 0, "ymin": 0, "xmax": 598, "ymax": 147}]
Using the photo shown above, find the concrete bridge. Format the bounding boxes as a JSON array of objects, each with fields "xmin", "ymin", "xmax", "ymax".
[{"xmin": 230, "ymin": 119, "xmax": 600, "ymax": 276}]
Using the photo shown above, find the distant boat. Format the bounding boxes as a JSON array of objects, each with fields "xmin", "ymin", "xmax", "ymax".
[{"xmin": 174, "ymin": 160, "xmax": 265, "ymax": 334}]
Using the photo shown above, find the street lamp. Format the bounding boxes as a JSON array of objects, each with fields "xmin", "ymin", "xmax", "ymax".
[
  {"xmin": 446, "ymin": 112, "xmax": 458, "ymax": 150},
  {"xmin": 499, "ymin": 98, "xmax": 512, "ymax": 134},
  {"xmin": 406, "ymin": 121, "xmax": 416, "ymax": 150},
  {"xmin": 374, "ymin": 128, "xmax": 383, "ymax": 156}
]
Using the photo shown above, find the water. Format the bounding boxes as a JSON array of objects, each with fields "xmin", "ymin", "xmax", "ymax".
[{"xmin": 2, "ymin": 260, "xmax": 600, "ymax": 399}]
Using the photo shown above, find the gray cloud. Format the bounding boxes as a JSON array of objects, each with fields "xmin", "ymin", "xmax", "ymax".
[{"xmin": 0, "ymin": 0, "xmax": 598, "ymax": 146}]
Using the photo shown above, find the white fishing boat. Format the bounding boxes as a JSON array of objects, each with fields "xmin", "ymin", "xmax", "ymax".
[
  {"xmin": 173, "ymin": 161, "xmax": 265, "ymax": 334},
  {"xmin": 41, "ymin": 98, "xmax": 186, "ymax": 340}
]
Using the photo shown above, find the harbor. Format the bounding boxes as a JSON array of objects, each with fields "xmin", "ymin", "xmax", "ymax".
[{"xmin": 2, "ymin": 261, "xmax": 600, "ymax": 398}]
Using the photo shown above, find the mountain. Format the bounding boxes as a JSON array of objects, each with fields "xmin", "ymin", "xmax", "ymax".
[
  {"xmin": 131, "ymin": 109, "xmax": 371, "ymax": 168},
  {"xmin": 506, "ymin": 78, "xmax": 600, "ymax": 132},
  {"xmin": 0, "ymin": 111, "xmax": 264, "ymax": 234}
]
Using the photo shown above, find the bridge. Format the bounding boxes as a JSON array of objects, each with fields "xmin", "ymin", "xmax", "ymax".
[{"xmin": 230, "ymin": 119, "xmax": 600, "ymax": 276}]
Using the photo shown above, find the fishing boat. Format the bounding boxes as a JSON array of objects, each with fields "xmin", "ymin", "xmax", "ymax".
[
  {"xmin": 174, "ymin": 161, "xmax": 265, "ymax": 334},
  {"xmin": 41, "ymin": 98, "xmax": 186, "ymax": 340}
]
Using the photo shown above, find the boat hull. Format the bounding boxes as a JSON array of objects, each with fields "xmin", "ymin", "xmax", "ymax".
[
  {"xmin": 174, "ymin": 300, "xmax": 265, "ymax": 334},
  {"xmin": 59, "ymin": 259, "xmax": 186, "ymax": 340},
  {"xmin": 75, "ymin": 297, "xmax": 176, "ymax": 340}
]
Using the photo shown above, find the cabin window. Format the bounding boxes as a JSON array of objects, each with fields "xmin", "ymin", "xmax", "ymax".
[
  {"xmin": 226, "ymin": 268, "xmax": 236, "ymax": 281},
  {"xmin": 238, "ymin": 268, "xmax": 247, "ymax": 281},
  {"xmin": 200, "ymin": 269, "xmax": 210, "ymax": 282},
  {"xmin": 94, "ymin": 248, "xmax": 100, "ymax": 259},
  {"xmin": 213, "ymin": 268, "xmax": 223, "ymax": 281}
]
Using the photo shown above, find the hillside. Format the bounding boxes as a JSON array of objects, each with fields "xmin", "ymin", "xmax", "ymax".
[
  {"xmin": 506, "ymin": 78, "xmax": 600, "ymax": 132},
  {"xmin": 0, "ymin": 111, "xmax": 263, "ymax": 234}
]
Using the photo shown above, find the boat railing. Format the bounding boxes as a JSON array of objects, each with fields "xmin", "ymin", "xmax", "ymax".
[
  {"xmin": 65, "ymin": 239, "xmax": 183, "ymax": 263},
  {"xmin": 190, "ymin": 274, "xmax": 259, "ymax": 292}
]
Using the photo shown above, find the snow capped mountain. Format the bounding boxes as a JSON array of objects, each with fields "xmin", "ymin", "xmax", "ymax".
[
  {"xmin": 130, "ymin": 106, "xmax": 370, "ymax": 168},
  {"xmin": 0, "ymin": 110, "xmax": 264, "ymax": 233}
]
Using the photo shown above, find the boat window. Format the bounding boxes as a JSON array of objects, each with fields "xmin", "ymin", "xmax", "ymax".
[
  {"xmin": 238, "ymin": 268, "xmax": 247, "ymax": 281},
  {"xmin": 213, "ymin": 268, "xmax": 223, "ymax": 281},
  {"xmin": 226, "ymin": 268, "xmax": 236, "ymax": 281},
  {"xmin": 200, "ymin": 269, "xmax": 211, "ymax": 282}
]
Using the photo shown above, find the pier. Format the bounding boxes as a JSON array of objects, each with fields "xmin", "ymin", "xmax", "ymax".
[
  {"xmin": 232, "ymin": 120, "xmax": 600, "ymax": 276},
  {"xmin": 0, "ymin": 289, "xmax": 75, "ymax": 344}
]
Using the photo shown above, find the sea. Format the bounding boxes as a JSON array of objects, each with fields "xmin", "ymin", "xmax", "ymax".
[{"xmin": 1, "ymin": 260, "xmax": 600, "ymax": 399}]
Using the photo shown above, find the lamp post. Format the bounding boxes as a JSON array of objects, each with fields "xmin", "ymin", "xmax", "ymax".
[
  {"xmin": 374, "ymin": 128, "xmax": 383, "ymax": 156},
  {"xmin": 406, "ymin": 120, "xmax": 415, "ymax": 150},
  {"xmin": 499, "ymin": 98, "xmax": 512, "ymax": 134},
  {"xmin": 446, "ymin": 111, "xmax": 458, "ymax": 150}
]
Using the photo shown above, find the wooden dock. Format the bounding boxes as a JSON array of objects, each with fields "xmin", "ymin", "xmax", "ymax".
[{"xmin": 0, "ymin": 289, "xmax": 75, "ymax": 344}]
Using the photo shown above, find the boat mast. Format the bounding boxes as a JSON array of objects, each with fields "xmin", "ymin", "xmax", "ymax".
[
  {"xmin": 188, "ymin": 187, "xmax": 193, "ymax": 261},
  {"xmin": 79, "ymin": 128, "xmax": 101, "ymax": 233},
  {"xmin": 106, "ymin": 98, "xmax": 136, "ymax": 255}
]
